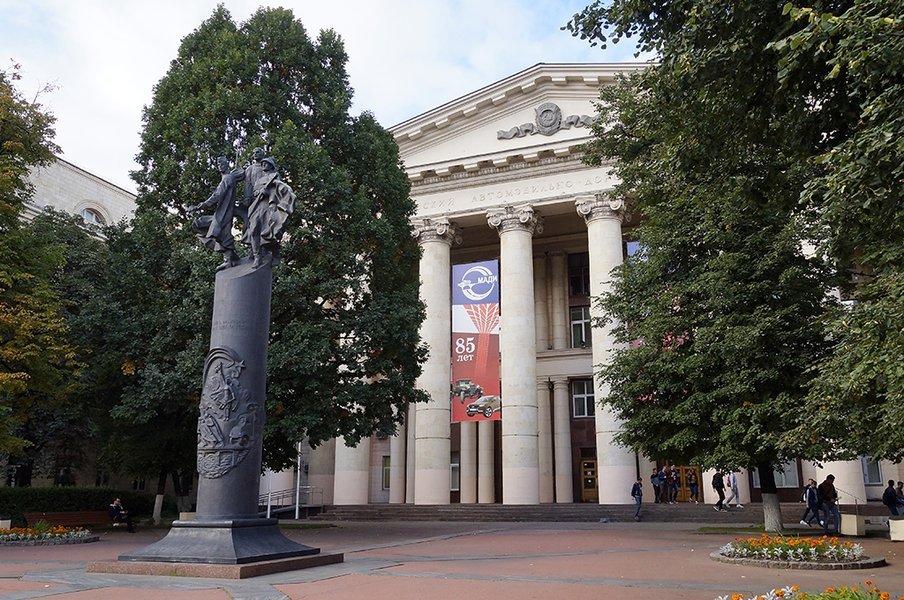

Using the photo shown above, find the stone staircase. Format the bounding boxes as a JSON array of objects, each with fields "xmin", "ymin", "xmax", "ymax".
[{"xmin": 311, "ymin": 502, "xmax": 888, "ymax": 524}]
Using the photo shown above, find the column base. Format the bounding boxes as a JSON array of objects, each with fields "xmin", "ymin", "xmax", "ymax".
[{"xmin": 118, "ymin": 518, "xmax": 319, "ymax": 564}]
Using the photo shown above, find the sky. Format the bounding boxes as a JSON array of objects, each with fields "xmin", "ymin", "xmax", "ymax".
[{"xmin": 1, "ymin": 0, "xmax": 645, "ymax": 193}]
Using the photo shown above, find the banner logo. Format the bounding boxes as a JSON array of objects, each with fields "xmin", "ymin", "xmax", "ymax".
[{"xmin": 458, "ymin": 265, "xmax": 497, "ymax": 302}]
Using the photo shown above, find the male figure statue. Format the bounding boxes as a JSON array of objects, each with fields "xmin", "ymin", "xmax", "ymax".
[
  {"xmin": 244, "ymin": 156, "xmax": 295, "ymax": 268},
  {"xmin": 190, "ymin": 156, "xmax": 244, "ymax": 271}
]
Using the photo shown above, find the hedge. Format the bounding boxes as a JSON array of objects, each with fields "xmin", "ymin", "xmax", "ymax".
[{"xmin": 0, "ymin": 487, "xmax": 176, "ymax": 527}]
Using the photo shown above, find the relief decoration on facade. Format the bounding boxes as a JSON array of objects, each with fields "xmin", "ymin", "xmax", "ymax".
[
  {"xmin": 497, "ymin": 102, "xmax": 596, "ymax": 139},
  {"xmin": 486, "ymin": 204, "xmax": 544, "ymax": 235},
  {"xmin": 575, "ymin": 193, "xmax": 629, "ymax": 224},
  {"xmin": 197, "ymin": 347, "xmax": 261, "ymax": 479}
]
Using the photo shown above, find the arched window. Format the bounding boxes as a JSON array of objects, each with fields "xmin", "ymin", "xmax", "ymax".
[{"xmin": 80, "ymin": 207, "xmax": 106, "ymax": 225}]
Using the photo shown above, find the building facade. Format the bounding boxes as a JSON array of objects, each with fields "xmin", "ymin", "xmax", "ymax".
[{"xmin": 286, "ymin": 63, "xmax": 902, "ymax": 508}]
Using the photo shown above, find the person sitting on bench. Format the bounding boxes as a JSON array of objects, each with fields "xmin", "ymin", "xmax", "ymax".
[{"xmin": 108, "ymin": 497, "xmax": 136, "ymax": 532}]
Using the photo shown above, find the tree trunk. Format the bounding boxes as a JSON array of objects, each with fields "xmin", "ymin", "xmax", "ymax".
[
  {"xmin": 170, "ymin": 470, "xmax": 189, "ymax": 512},
  {"xmin": 757, "ymin": 463, "xmax": 783, "ymax": 532},
  {"xmin": 152, "ymin": 467, "xmax": 167, "ymax": 525}
]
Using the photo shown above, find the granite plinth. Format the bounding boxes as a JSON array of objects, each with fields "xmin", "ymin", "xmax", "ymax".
[
  {"xmin": 118, "ymin": 519, "xmax": 319, "ymax": 564},
  {"xmin": 90, "ymin": 551, "xmax": 343, "ymax": 579}
]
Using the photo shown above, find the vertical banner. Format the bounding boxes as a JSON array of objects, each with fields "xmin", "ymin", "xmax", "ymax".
[{"xmin": 451, "ymin": 260, "xmax": 501, "ymax": 422}]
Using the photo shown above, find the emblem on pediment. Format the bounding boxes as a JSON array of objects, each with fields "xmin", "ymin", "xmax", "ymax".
[{"xmin": 497, "ymin": 102, "xmax": 596, "ymax": 140}]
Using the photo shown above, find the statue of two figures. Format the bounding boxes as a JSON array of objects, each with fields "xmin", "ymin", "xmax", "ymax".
[{"xmin": 189, "ymin": 147, "xmax": 296, "ymax": 270}]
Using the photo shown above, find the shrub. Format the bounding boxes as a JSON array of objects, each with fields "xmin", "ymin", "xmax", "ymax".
[{"xmin": 0, "ymin": 487, "xmax": 174, "ymax": 526}]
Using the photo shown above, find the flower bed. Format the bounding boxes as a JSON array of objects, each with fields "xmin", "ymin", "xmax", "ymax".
[
  {"xmin": 720, "ymin": 534, "xmax": 864, "ymax": 563},
  {"xmin": 716, "ymin": 580, "xmax": 901, "ymax": 599},
  {"xmin": 0, "ymin": 522, "xmax": 97, "ymax": 546}
]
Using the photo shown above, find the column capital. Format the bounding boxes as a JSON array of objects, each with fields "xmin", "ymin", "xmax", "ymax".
[
  {"xmin": 550, "ymin": 377, "xmax": 570, "ymax": 391},
  {"xmin": 575, "ymin": 193, "xmax": 628, "ymax": 224},
  {"xmin": 412, "ymin": 217, "xmax": 461, "ymax": 246},
  {"xmin": 486, "ymin": 204, "xmax": 544, "ymax": 235}
]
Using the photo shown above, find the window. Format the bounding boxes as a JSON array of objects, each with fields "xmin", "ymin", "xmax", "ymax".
[
  {"xmin": 80, "ymin": 207, "xmax": 105, "ymax": 225},
  {"xmin": 131, "ymin": 477, "xmax": 146, "ymax": 491},
  {"xmin": 861, "ymin": 456, "xmax": 882, "ymax": 486},
  {"xmin": 381, "ymin": 456, "xmax": 391, "ymax": 490},
  {"xmin": 625, "ymin": 241, "xmax": 643, "ymax": 259},
  {"xmin": 572, "ymin": 380, "xmax": 595, "ymax": 418},
  {"xmin": 450, "ymin": 452, "xmax": 460, "ymax": 492},
  {"xmin": 752, "ymin": 461, "xmax": 799, "ymax": 488},
  {"xmin": 567, "ymin": 252, "xmax": 590, "ymax": 296},
  {"xmin": 570, "ymin": 306, "xmax": 592, "ymax": 348}
]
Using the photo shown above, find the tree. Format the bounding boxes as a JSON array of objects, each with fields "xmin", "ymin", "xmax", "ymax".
[
  {"xmin": 117, "ymin": 5, "xmax": 426, "ymax": 493},
  {"xmin": 567, "ymin": 1, "xmax": 837, "ymax": 529},
  {"xmin": 0, "ymin": 66, "xmax": 80, "ymax": 474},
  {"xmin": 771, "ymin": 1, "xmax": 904, "ymax": 462}
]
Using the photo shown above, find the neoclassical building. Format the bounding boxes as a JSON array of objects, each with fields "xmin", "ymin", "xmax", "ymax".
[{"xmin": 282, "ymin": 62, "xmax": 902, "ymax": 509}]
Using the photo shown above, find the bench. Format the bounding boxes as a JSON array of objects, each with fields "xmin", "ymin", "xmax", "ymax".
[{"xmin": 23, "ymin": 511, "xmax": 121, "ymax": 529}]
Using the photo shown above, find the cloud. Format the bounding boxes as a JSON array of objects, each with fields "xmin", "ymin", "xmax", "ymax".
[{"xmin": 0, "ymin": 0, "xmax": 644, "ymax": 193}]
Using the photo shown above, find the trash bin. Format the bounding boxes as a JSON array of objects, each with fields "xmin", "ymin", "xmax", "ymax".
[
  {"xmin": 890, "ymin": 516, "xmax": 904, "ymax": 542},
  {"xmin": 840, "ymin": 513, "xmax": 866, "ymax": 536}
]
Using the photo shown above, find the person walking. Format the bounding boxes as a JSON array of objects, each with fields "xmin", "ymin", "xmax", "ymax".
[
  {"xmin": 724, "ymin": 471, "xmax": 743, "ymax": 508},
  {"xmin": 658, "ymin": 466, "xmax": 669, "ymax": 504},
  {"xmin": 883, "ymin": 480, "xmax": 899, "ymax": 516},
  {"xmin": 687, "ymin": 470, "xmax": 699, "ymax": 504},
  {"xmin": 664, "ymin": 466, "xmax": 676, "ymax": 504},
  {"xmin": 670, "ymin": 466, "xmax": 681, "ymax": 504},
  {"xmin": 818, "ymin": 474, "xmax": 841, "ymax": 534},
  {"xmin": 631, "ymin": 477, "xmax": 643, "ymax": 521},
  {"xmin": 800, "ymin": 479, "xmax": 820, "ymax": 526},
  {"xmin": 712, "ymin": 471, "xmax": 726, "ymax": 512}
]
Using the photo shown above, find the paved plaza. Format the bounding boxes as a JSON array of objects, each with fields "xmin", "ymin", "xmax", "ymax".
[{"xmin": 1, "ymin": 520, "xmax": 901, "ymax": 599}]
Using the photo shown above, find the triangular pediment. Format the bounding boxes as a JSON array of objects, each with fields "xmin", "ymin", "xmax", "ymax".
[{"xmin": 391, "ymin": 63, "xmax": 646, "ymax": 181}]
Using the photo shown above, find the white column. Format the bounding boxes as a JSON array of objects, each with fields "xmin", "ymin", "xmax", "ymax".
[
  {"xmin": 552, "ymin": 377, "xmax": 574, "ymax": 503},
  {"xmin": 537, "ymin": 379, "xmax": 554, "ymax": 503},
  {"xmin": 405, "ymin": 404, "xmax": 416, "ymax": 503},
  {"xmin": 576, "ymin": 194, "xmax": 635, "ymax": 505},
  {"xmin": 488, "ymin": 204, "xmax": 542, "ymax": 505},
  {"xmin": 460, "ymin": 422, "xmax": 477, "ymax": 503},
  {"xmin": 534, "ymin": 255, "xmax": 549, "ymax": 352},
  {"xmin": 477, "ymin": 420, "xmax": 495, "ymax": 503},
  {"xmin": 333, "ymin": 436, "xmax": 371, "ymax": 505},
  {"xmin": 389, "ymin": 422, "xmax": 406, "ymax": 503},
  {"xmin": 412, "ymin": 218, "xmax": 459, "ymax": 505},
  {"xmin": 816, "ymin": 460, "xmax": 867, "ymax": 508},
  {"xmin": 549, "ymin": 252, "xmax": 568, "ymax": 350}
]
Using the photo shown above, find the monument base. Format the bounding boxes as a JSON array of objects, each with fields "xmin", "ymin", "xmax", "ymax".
[
  {"xmin": 90, "ymin": 552, "xmax": 343, "ymax": 579},
  {"xmin": 118, "ymin": 518, "xmax": 319, "ymax": 564}
]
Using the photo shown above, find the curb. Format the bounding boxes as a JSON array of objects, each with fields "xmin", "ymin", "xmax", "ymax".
[
  {"xmin": 0, "ymin": 535, "xmax": 100, "ymax": 546},
  {"xmin": 709, "ymin": 551, "xmax": 887, "ymax": 570}
]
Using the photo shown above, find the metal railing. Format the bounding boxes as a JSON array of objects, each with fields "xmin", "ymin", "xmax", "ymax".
[{"xmin": 258, "ymin": 486, "xmax": 324, "ymax": 518}]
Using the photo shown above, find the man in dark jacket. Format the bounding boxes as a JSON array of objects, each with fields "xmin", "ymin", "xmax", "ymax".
[
  {"xmin": 799, "ymin": 478, "xmax": 820, "ymax": 526},
  {"xmin": 883, "ymin": 480, "xmax": 899, "ymax": 516},
  {"xmin": 631, "ymin": 477, "xmax": 643, "ymax": 521},
  {"xmin": 712, "ymin": 471, "xmax": 726, "ymax": 512},
  {"xmin": 107, "ymin": 497, "xmax": 136, "ymax": 533},
  {"xmin": 817, "ymin": 474, "xmax": 840, "ymax": 534}
]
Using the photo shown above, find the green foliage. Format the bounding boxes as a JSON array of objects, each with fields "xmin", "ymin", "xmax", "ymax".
[
  {"xmin": 0, "ymin": 67, "xmax": 77, "ymax": 458},
  {"xmin": 771, "ymin": 0, "xmax": 904, "ymax": 461},
  {"xmin": 0, "ymin": 486, "xmax": 165, "ymax": 526},
  {"xmin": 122, "ymin": 6, "xmax": 427, "ymax": 471},
  {"xmin": 570, "ymin": 2, "xmax": 834, "ymax": 474}
]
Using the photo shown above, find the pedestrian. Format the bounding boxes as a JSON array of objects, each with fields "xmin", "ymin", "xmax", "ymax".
[
  {"xmin": 724, "ymin": 471, "xmax": 743, "ymax": 508},
  {"xmin": 799, "ymin": 479, "xmax": 820, "ymax": 526},
  {"xmin": 712, "ymin": 471, "xmax": 726, "ymax": 512},
  {"xmin": 817, "ymin": 474, "xmax": 841, "ymax": 534},
  {"xmin": 658, "ymin": 466, "xmax": 669, "ymax": 504},
  {"xmin": 882, "ymin": 480, "xmax": 899, "ymax": 516},
  {"xmin": 670, "ymin": 466, "xmax": 680, "ymax": 503},
  {"xmin": 896, "ymin": 481, "xmax": 904, "ymax": 509},
  {"xmin": 687, "ymin": 470, "xmax": 699, "ymax": 504},
  {"xmin": 107, "ymin": 497, "xmax": 136, "ymax": 533},
  {"xmin": 664, "ymin": 466, "xmax": 676, "ymax": 504},
  {"xmin": 631, "ymin": 477, "xmax": 643, "ymax": 521},
  {"xmin": 650, "ymin": 468, "xmax": 661, "ymax": 504}
]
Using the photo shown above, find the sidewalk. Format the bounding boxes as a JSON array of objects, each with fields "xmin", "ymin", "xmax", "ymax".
[{"xmin": 1, "ymin": 520, "xmax": 901, "ymax": 599}]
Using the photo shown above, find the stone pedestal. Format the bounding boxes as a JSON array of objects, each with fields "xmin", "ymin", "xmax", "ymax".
[
  {"xmin": 119, "ymin": 261, "xmax": 321, "ymax": 565},
  {"xmin": 889, "ymin": 516, "xmax": 904, "ymax": 541},
  {"xmin": 840, "ymin": 513, "xmax": 866, "ymax": 537}
]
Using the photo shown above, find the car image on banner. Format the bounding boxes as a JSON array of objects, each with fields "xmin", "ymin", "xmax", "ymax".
[{"xmin": 451, "ymin": 260, "xmax": 501, "ymax": 422}]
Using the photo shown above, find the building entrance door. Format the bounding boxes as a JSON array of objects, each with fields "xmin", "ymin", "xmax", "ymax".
[
  {"xmin": 676, "ymin": 465, "xmax": 702, "ymax": 502},
  {"xmin": 580, "ymin": 459, "xmax": 598, "ymax": 503}
]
